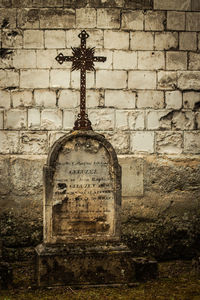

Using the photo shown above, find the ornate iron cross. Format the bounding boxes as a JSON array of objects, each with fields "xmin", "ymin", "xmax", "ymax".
[{"xmin": 55, "ymin": 30, "xmax": 106, "ymax": 131}]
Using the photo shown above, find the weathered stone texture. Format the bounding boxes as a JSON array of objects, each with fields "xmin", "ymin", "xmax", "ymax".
[
  {"xmin": 167, "ymin": 11, "xmax": 185, "ymax": 31},
  {"xmin": 183, "ymin": 92, "xmax": 200, "ymax": 109},
  {"xmin": 156, "ymin": 131, "xmax": 183, "ymax": 154},
  {"xmin": 184, "ymin": 132, "xmax": 200, "ymax": 153},
  {"xmin": 145, "ymin": 11, "xmax": 165, "ymax": 31},
  {"xmin": 166, "ymin": 52, "xmax": 187, "ymax": 71},
  {"xmin": 165, "ymin": 91, "xmax": 182, "ymax": 110},
  {"xmin": 0, "ymin": 131, "xmax": 20, "ymax": 154},
  {"xmin": 28, "ymin": 108, "xmax": 40, "ymax": 129},
  {"xmin": 186, "ymin": 12, "xmax": 200, "ymax": 31},
  {"xmin": 96, "ymin": 70, "xmax": 127, "ymax": 89},
  {"xmin": 179, "ymin": 32, "xmax": 197, "ymax": 50},
  {"xmin": 155, "ymin": 32, "xmax": 178, "ymax": 50},
  {"xmin": 76, "ymin": 8, "xmax": 96, "ymax": 28},
  {"xmin": 157, "ymin": 71, "xmax": 177, "ymax": 90},
  {"xmin": 89, "ymin": 108, "xmax": 115, "ymax": 130},
  {"xmin": 12, "ymin": 90, "xmax": 33, "ymax": 108},
  {"xmin": 34, "ymin": 90, "xmax": 56, "ymax": 108},
  {"xmin": 20, "ymin": 132, "xmax": 48, "ymax": 154},
  {"xmin": 137, "ymin": 91, "xmax": 164, "ymax": 109},
  {"xmin": 154, "ymin": 0, "xmax": 191, "ymax": 11},
  {"xmin": 40, "ymin": 9, "xmax": 75, "ymax": 29},
  {"xmin": 178, "ymin": 71, "xmax": 200, "ymax": 90},
  {"xmin": 105, "ymin": 90, "xmax": 136, "ymax": 108},
  {"xmin": 128, "ymin": 71, "xmax": 156, "ymax": 89},
  {"xmin": 20, "ymin": 70, "xmax": 49, "ymax": 88},
  {"xmin": 104, "ymin": 30, "xmax": 129, "ymax": 49},
  {"xmin": 50, "ymin": 69, "xmax": 70, "ymax": 88},
  {"xmin": 17, "ymin": 9, "xmax": 40, "ymax": 29},
  {"xmin": 41, "ymin": 109, "xmax": 62, "ymax": 130},
  {"xmin": 189, "ymin": 53, "xmax": 200, "ymax": 70},
  {"xmin": 138, "ymin": 51, "xmax": 164, "ymax": 70},
  {"xmin": 24, "ymin": 30, "xmax": 44, "ymax": 48},
  {"xmin": 130, "ymin": 132, "xmax": 154, "ymax": 153},
  {"xmin": 121, "ymin": 10, "xmax": 144, "ymax": 30},
  {"xmin": 44, "ymin": 30, "xmax": 65, "ymax": 48},
  {"xmin": 130, "ymin": 32, "xmax": 154, "ymax": 50},
  {"xmin": 0, "ymin": 90, "xmax": 11, "ymax": 109},
  {"xmin": 5, "ymin": 109, "xmax": 27, "ymax": 130},
  {"xmin": 97, "ymin": 8, "xmax": 120, "ymax": 28},
  {"xmin": 0, "ymin": 70, "xmax": 19, "ymax": 88}
]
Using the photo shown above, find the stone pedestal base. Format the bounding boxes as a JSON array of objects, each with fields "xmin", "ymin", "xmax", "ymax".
[{"xmin": 35, "ymin": 242, "xmax": 158, "ymax": 287}]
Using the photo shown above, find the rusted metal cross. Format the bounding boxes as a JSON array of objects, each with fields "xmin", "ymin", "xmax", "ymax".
[{"xmin": 55, "ymin": 30, "xmax": 106, "ymax": 131}]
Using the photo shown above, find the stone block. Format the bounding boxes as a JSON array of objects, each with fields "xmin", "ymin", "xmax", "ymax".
[
  {"xmin": 137, "ymin": 91, "xmax": 164, "ymax": 109},
  {"xmin": 103, "ymin": 131, "xmax": 130, "ymax": 154},
  {"xmin": 89, "ymin": 108, "xmax": 114, "ymax": 130},
  {"xmin": 130, "ymin": 32, "xmax": 154, "ymax": 50},
  {"xmin": 198, "ymin": 33, "xmax": 200, "ymax": 50},
  {"xmin": 0, "ymin": 0, "xmax": 11, "ymax": 7},
  {"xmin": 128, "ymin": 71, "xmax": 156, "ymax": 89},
  {"xmin": 104, "ymin": 30, "xmax": 129, "ymax": 50},
  {"xmin": 12, "ymin": 90, "xmax": 33, "ymax": 107},
  {"xmin": 178, "ymin": 71, "xmax": 200, "ymax": 90},
  {"xmin": 171, "ymin": 111, "xmax": 195, "ymax": 130},
  {"xmin": 28, "ymin": 108, "xmax": 41, "ymax": 129},
  {"xmin": 130, "ymin": 131, "xmax": 154, "ymax": 153},
  {"xmin": 86, "ymin": 89, "xmax": 103, "ymax": 107},
  {"xmin": 113, "ymin": 50, "xmax": 137, "ymax": 70},
  {"xmin": 1, "ymin": 29, "xmax": 23, "ymax": 49},
  {"xmin": 0, "ymin": 70, "xmax": 19, "ymax": 88},
  {"xmin": 192, "ymin": 0, "xmax": 200, "ymax": 11},
  {"xmin": 146, "ymin": 110, "xmax": 171, "ymax": 130},
  {"xmin": 183, "ymin": 91, "xmax": 200, "ymax": 109},
  {"xmin": 66, "ymin": 29, "xmax": 103, "ymax": 49},
  {"xmin": 58, "ymin": 89, "xmax": 78, "ymax": 108},
  {"xmin": 145, "ymin": 11, "xmax": 165, "ymax": 31},
  {"xmin": 50, "ymin": 70, "xmax": 70, "ymax": 88},
  {"xmin": 17, "ymin": 8, "xmax": 40, "ymax": 29},
  {"xmin": 155, "ymin": 32, "xmax": 178, "ymax": 50},
  {"xmin": 119, "ymin": 157, "xmax": 144, "ymax": 197},
  {"xmin": 105, "ymin": 90, "xmax": 136, "ymax": 108},
  {"xmin": 156, "ymin": 131, "xmax": 183, "ymax": 154},
  {"xmin": 165, "ymin": 91, "xmax": 182, "ymax": 109},
  {"xmin": 167, "ymin": 12, "xmax": 185, "ymax": 31},
  {"xmin": 0, "ymin": 8, "xmax": 16, "ymax": 28},
  {"xmin": 157, "ymin": 71, "xmax": 177, "ymax": 90},
  {"xmin": 63, "ymin": 109, "xmax": 75, "ymax": 129},
  {"xmin": 5, "ymin": 109, "xmax": 27, "ymax": 130},
  {"xmin": 0, "ymin": 110, "xmax": 3, "ymax": 129},
  {"xmin": 166, "ymin": 52, "xmax": 187, "ymax": 71},
  {"xmin": 121, "ymin": 10, "xmax": 144, "ymax": 30},
  {"xmin": 13, "ymin": 50, "xmax": 37, "ymax": 69},
  {"xmin": 36, "ymin": 50, "xmax": 58, "ymax": 68},
  {"xmin": 184, "ymin": 132, "xmax": 200, "ymax": 154},
  {"xmin": 189, "ymin": 52, "xmax": 200, "ymax": 70},
  {"xmin": 34, "ymin": 90, "xmax": 56, "ymax": 108},
  {"xmin": 0, "ymin": 90, "xmax": 10, "ymax": 109},
  {"xmin": 138, "ymin": 51, "xmax": 164, "ymax": 70},
  {"xmin": 24, "ymin": 30, "xmax": 44, "ymax": 49},
  {"xmin": 186, "ymin": 12, "xmax": 200, "ymax": 31},
  {"xmin": 115, "ymin": 110, "xmax": 129, "ymax": 130},
  {"xmin": 71, "ymin": 71, "xmax": 95, "ymax": 89},
  {"xmin": 20, "ymin": 132, "xmax": 48, "ymax": 154},
  {"xmin": 40, "ymin": 9, "xmax": 75, "ymax": 29},
  {"xmin": 76, "ymin": 8, "xmax": 96, "ymax": 28},
  {"xmin": 154, "ymin": 0, "xmax": 191, "ymax": 11},
  {"xmin": 9, "ymin": 156, "xmax": 45, "ymax": 196},
  {"xmin": 97, "ymin": 8, "xmax": 120, "ymax": 29},
  {"xmin": 0, "ymin": 131, "xmax": 20, "ymax": 154},
  {"xmin": 41, "ymin": 109, "xmax": 62, "ymax": 130},
  {"xmin": 124, "ymin": 0, "xmax": 152, "ymax": 9},
  {"xmin": 44, "ymin": 30, "xmax": 65, "ymax": 48},
  {"xmin": 128, "ymin": 111, "xmax": 145, "ymax": 130},
  {"xmin": 20, "ymin": 70, "xmax": 49, "ymax": 88},
  {"xmin": 179, "ymin": 32, "xmax": 197, "ymax": 50},
  {"xmin": 96, "ymin": 70, "xmax": 127, "ymax": 89},
  {"xmin": 94, "ymin": 49, "xmax": 112, "ymax": 70}
]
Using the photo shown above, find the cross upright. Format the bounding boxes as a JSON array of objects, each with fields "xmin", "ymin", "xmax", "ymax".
[{"xmin": 55, "ymin": 30, "xmax": 107, "ymax": 131}]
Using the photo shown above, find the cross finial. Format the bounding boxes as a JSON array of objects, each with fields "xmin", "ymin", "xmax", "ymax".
[{"xmin": 55, "ymin": 30, "xmax": 107, "ymax": 131}]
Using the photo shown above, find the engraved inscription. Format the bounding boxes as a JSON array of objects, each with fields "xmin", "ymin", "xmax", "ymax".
[{"xmin": 52, "ymin": 137, "xmax": 115, "ymax": 237}]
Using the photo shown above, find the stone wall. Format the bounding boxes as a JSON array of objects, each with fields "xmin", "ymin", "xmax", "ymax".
[{"xmin": 0, "ymin": 0, "xmax": 200, "ymax": 262}]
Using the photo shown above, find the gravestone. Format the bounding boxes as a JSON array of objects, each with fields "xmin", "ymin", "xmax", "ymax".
[{"xmin": 35, "ymin": 30, "xmax": 157, "ymax": 286}]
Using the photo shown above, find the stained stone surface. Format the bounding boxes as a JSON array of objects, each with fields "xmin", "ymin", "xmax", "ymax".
[{"xmin": 43, "ymin": 130, "xmax": 121, "ymax": 244}]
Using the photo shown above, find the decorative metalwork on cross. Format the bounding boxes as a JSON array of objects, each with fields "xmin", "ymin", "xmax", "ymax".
[{"xmin": 55, "ymin": 30, "xmax": 107, "ymax": 131}]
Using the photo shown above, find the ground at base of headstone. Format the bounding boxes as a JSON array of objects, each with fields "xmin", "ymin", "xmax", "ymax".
[{"xmin": 1, "ymin": 260, "xmax": 200, "ymax": 299}]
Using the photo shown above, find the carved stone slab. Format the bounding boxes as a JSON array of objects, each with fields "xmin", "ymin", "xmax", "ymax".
[{"xmin": 43, "ymin": 130, "xmax": 121, "ymax": 244}]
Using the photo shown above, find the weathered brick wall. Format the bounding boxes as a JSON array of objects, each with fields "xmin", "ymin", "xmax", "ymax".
[{"xmin": 1, "ymin": 0, "xmax": 200, "ymax": 262}]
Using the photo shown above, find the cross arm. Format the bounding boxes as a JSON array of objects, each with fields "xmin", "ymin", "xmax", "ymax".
[
  {"xmin": 55, "ymin": 53, "xmax": 74, "ymax": 65},
  {"xmin": 93, "ymin": 56, "xmax": 107, "ymax": 62}
]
